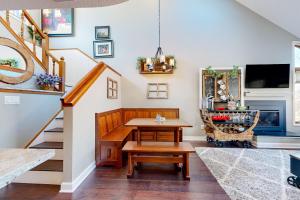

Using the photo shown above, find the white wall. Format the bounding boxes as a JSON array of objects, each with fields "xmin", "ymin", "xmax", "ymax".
[
  {"xmin": 0, "ymin": 92, "xmax": 61, "ymax": 148},
  {"xmin": 62, "ymin": 67, "xmax": 121, "ymax": 192},
  {"xmin": 50, "ymin": 49, "xmax": 98, "ymax": 86},
  {"xmin": 48, "ymin": 0, "xmax": 299, "ymax": 135}
]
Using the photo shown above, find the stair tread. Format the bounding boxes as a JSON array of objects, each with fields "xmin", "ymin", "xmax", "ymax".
[
  {"xmin": 31, "ymin": 160, "xmax": 63, "ymax": 172},
  {"xmin": 45, "ymin": 128, "xmax": 63, "ymax": 133},
  {"xmin": 56, "ymin": 117, "xmax": 64, "ymax": 120},
  {"xmin": 30, "ymin": 142, "xmax": 63, "ymax": 149}
]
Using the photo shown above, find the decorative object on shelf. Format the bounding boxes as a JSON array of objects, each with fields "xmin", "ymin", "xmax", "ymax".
[
  {"xmin": 107, "ymin": 78, "xmax": 118, "ymax": 99},
  {"xmin": 137, "ymin": 0, "xmax": 176, "ymax": 74},
  {"xmin": 202, "ymin": 67, "xmax": 242, "ymax": 109},
  {"xmin": 227, "ymin": 100, "xmax": 237, "ymax": 111},
  {"xmin": 95, "ymin": 26, "xmax": 110, "ymax": 40},
  {"xmin": 42, "ymin": 8, "xmax": 74, "ymax": 36},
  {"xmin": 0, "ymin": 58, "xmax": 19, "ymax": 68},
  {"xmin": 147, "ymin": 83, "xmax": 168, "ymax": 99},
  {"xmin": 229, "ymin": 65, "xmax": 239, "ymax": 78},
  {"xmin": 36, "ymin": 73, "xmax": 61, "ymax": 90},
  {"xmin": 206, "ymin": 65, "xmax": 239, "ymax": 79},
  {"xmin": 227, "ymin": 94, "xmax": 238, "ymax": 110},
  {"xmin": 217, "ymin": 79, "xmax": 227, "ymax": 101},
  {"xmin": 206, "ymin": 66, "xmax": 224, "ymax": 78},
  {"xmin": 238, "ymin": 106, "xmax": 247, "ymax": 111},
  {"xmin": 93, "ymin": 40, "xmax": 114, "ymax": 58}
]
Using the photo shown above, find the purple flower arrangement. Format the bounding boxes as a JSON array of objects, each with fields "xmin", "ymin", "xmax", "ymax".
[{"xmin": 36, "ymin": 73, "xmax": 61, "ymax": 89}]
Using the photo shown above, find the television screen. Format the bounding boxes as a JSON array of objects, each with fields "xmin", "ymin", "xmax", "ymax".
[{"xmin": 245, "ymin": 64, "xmax": 290, "ymax": 88}]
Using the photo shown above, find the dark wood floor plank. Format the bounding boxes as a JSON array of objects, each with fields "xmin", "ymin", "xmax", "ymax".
[
  {"xmin": 31, "ymin": 160, "xmax": 63, "ymax": 172},
  {"xmin": 0, "ymin": 141, "xmax": 230, "ymax": 200},
  {"xmin": 45, "ymin": 128, "xmax": 64, "ymax": 133},
  {"xmin": 30, "ymin": 142, "xmax": 63, "ymax": 149}
]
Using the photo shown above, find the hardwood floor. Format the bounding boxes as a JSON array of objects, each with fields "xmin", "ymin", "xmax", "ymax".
[{"xmin": 0, "ymin": 141, "xmax": 230, "ymax": 200}]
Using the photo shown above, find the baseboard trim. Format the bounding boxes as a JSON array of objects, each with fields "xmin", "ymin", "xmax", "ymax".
[
  {"xmin": 183, "ymin": 136, "xmax": 206, "ymax": 141},
  {"xmin": 253, "ymin": 141, "xmax": 300, "ymax": 149},
  {"xmin": 60, "ymin": 161, "xmax": 95, "ymax": 193}
]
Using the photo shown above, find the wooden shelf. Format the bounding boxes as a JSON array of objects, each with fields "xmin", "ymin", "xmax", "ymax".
[{"xmin": 140, "ymin": 70, "xmax": 173, "ymax": 74}]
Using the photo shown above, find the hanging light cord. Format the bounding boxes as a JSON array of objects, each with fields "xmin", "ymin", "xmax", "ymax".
[
  {"xmin": 155, "ymin": 0, "xmax": 163, "ymax": 58},
  {"xmin": 158, "ymin": 0, "xmax": 161, "ymax": 48}
]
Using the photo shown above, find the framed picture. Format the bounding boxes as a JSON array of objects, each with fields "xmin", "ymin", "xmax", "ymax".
[
  {"xmin": 95, "ymin": 26, "xmax": 110, "ymax": 40},
  {"xmin": 93, "ymin": 40, "xmax": 114, "ymax": 58},
  {"xmin": 107, "ymin": 78, "xmax": 118, "ymax": 99},
  {"xmin": 42, "ymin": 8, "xmax": 74, "ymax": 36}
]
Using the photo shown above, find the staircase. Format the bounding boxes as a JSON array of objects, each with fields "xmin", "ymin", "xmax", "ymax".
[{"xmin": 13, "ymin": 111, "xmax": 64, "ymax": 185}]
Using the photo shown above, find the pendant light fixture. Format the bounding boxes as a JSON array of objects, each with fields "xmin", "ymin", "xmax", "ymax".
[{"xmin": 144, "ymin": 0, "xmax": 175, "ymax": 72}]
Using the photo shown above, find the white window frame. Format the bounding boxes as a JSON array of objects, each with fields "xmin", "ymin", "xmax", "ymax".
[{"xmin": 293, "ymin": 41, "xmax": 300, "ymax": 126}]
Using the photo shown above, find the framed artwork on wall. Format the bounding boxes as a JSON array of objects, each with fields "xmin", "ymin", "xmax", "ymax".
[
  {"xmin": 107, "ymin": 78, "xmax": 118, "ymax": 99},
  {"xmin": 147, "ymin": 83, "xmax": 169, "ymax": 99},
  {"xmin": 95, "ymin": 26, "xmax": 110, "ymax": 40},
  {"xmin": 93, "ymin": 40, "xmax": 114, "ymax": 58},
  {"xmin": 42, "ymin": 8, "xmax": 74, "ymax": 37}
]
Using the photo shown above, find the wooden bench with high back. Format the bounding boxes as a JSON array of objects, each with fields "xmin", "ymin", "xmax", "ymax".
[{"xmin": 95, "ymin": 108, "xmax": 181, "ymax": 168}]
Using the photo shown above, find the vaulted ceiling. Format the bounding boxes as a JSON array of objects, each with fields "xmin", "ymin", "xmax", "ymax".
[
  {"xmin": 236, "ymin": 0, "xmax": 300, "ymax": 38},
  {"xmin": 0, "ymin": 0, "xmax": 128, "ymax": 10}
]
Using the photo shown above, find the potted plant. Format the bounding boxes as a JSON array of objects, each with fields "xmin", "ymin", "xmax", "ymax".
[{"xmin": 36, "ymin": 73, "xmax": 61, "ymax": 90}]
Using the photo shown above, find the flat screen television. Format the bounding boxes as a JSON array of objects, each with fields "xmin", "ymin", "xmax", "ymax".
[{"xmin": 245, "ymin": 64, "xmax": 290, "ymax": 88}]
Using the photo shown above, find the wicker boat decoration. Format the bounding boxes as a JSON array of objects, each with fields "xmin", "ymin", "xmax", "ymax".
[{"xmin": 200, "ymin": 109, "xmax": 260, "ymax": 147}]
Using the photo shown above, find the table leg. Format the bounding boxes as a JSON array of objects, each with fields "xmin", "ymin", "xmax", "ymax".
[
  {"xmin": 174, "ymin": 128, "xmax": 180, "ymax": 144},
  {"xmin": 137, "ymin": 128, "xmax": 141, "ymax": 146},
  {"xmin": 183, "ymin": 153, "xmax": 190, "ymax": 180},
  {"xmin": 127, "ymin": 153, "xmax": 133, "ymax": 178}
]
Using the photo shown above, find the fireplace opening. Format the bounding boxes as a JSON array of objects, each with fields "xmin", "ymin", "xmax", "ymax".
[
  {"xmin": 258, "ymin": 110, "xmax": 280, "ymax": 127},
  {"xmin": 245, "ymin": 100, "xmax": 286, "ymax": 136}
]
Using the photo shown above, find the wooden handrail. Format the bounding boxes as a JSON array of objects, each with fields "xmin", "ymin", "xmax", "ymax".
[
  {"xmin": 22, "ymin": 10, "xmax": 47, "ymax": 39},
  {"xmin": 61, "ymin": 62, "xmax": 108, "ymax": 107},
  {"xmin": 24, "ymin": 108, "xmax": 63, "ymax": 148},
  {"xmin": 47, "ymin": 51, "xmax": 60, "ymax": 63}
]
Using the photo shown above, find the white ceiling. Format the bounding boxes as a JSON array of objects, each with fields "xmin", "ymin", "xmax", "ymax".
[
  {"xmin": 236, "ymin": 0, "xmax": 300, "ymax": 38},
  {"xmin": 0, "ymin": 0, "xmax": 129, "ymax": 10}
]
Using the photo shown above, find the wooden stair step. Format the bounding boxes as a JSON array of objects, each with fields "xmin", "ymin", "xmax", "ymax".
[
  {"xmin": 45, "ymin": 127, "xmax": 63, "ymax": 133},
  {"xmin": 30, "ymin": 142, "xmax": 63, "ymax": 149},
  {"xmin": 31, "ymin": 160, "xmax": 63, "ymax": 172}
]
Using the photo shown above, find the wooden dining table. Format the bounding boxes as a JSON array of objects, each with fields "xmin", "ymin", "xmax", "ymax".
[
  {"xmin": 125, "ymin": 118, "xmax": 192, "ymax": 145},
  {"xmin": 123, "ymin": 118, "xmax": 194, "ymax": 179}
]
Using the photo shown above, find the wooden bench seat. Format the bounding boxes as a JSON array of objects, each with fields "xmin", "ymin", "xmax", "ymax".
[
  {"xmin": 96, "ymin": 108, "xmax": 181, "ymax": 168},
  {"xmin": 101, "ymin": 126, "xmax": 135, "ymax": 142},
  {"xmin": 122, "ymin": 141, "xmax": 195, "ymax": 180}
]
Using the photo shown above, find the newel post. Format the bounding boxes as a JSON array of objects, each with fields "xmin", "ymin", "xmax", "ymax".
[{"xmin": 59, "ymin": 57, "xmax": 66, "ymax": 93}]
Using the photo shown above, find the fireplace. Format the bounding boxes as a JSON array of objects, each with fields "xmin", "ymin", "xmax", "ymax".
[{"xmin": 245, "ymin": 100, "xmax": 286, "ymax": 136}]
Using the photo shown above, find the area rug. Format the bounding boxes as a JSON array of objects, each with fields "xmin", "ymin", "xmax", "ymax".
[{"xmin": 196, "ymin": 148, "xmax": 300, "ymax": 200}]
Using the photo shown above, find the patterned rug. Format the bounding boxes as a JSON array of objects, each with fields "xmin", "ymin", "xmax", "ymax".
[{"xmin": 196, "ymin": 148, "xmax": 300, "ymax": 200}]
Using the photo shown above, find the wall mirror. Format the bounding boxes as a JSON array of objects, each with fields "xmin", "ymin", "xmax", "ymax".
[{"xmin": 0, "ymin": 37, "xmax": 34, "ymax": 84}]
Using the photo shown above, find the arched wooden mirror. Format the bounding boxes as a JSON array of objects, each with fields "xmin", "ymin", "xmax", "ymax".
[{"xmin": 0, "ymin": 37, "xmax": 34, "ymax": 84}]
